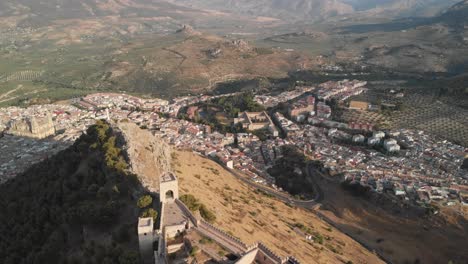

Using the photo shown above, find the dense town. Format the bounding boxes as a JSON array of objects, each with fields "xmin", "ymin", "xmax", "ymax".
[{"xmin": 1, "ymin": 80, "xmax": 467, "ymax": 210}]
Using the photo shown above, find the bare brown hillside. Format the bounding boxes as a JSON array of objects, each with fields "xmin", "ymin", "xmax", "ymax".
[
  {"xmin": 315, "ymin": 176, "xmax": 468, "ymax": 264},
  {"xmin": 109, "ymin": 34, "xmax": 314, "ymax": 95}
]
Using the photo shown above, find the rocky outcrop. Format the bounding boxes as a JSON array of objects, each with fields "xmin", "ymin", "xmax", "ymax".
[
  {"xmin": 117, "ymin": 122, "xmax": 173, "ymax": 192},
  {"xmin": 229, "ymin": 39, "xmax": 252, "ymax": 52},
  {"xmin": 176, "ymin": 24, "xmax": 201, "ymax": 36}
]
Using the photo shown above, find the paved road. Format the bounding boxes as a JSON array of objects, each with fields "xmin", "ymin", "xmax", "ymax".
[{"xmin": 222, "ymin": 165, "xmax": 318, "ymax": 209}]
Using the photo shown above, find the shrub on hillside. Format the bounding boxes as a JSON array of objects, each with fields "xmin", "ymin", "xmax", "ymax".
[
  {"xmin": 141, "ymin": 208, "xmax": 158, "ymax": 221},
  {"xmin": 180, "ymin": 194, "xmax": 201, "ymax": 211},
  {"xmin": 180, "ymin": 194, "xmax": 216, "ymax": 223},
  {"xmin": 199, "ymin": 204, "xmax": 216, "ymax": 223},
  {"xmin": 137, "ymin": 195, "xmax": 153, "ymax": 209}
]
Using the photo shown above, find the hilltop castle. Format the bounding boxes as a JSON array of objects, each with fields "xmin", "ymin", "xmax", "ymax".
[
  {"xmin": 7, "ymin": 113, "xmax": 55, "ymax": 139},
  {"xmin": 138, "ymin": 171, "xmax": 300, "ymax": 264}
]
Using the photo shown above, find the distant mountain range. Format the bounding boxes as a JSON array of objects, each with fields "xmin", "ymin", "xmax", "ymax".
[
  {"xmin": 437, "ymin": 0, "xmax": 468, "ymax": 27},
  {"xmin": 343, "ymin": 0, "xmax": 460, "ymax": 16},
  {"xmin": 0, "ymin": 0, "xmax": 463, "ymax": 25},
  {"xmin": 166, "ymin": 0, "xmax": 354, "ymax": 21},
  {"xmin": 166, "ymin": 0, "xmax": 461, "ymax": 21},
  {"xmin": 0, "ymin": 0, "xmax": 200, "ymax": 28}
]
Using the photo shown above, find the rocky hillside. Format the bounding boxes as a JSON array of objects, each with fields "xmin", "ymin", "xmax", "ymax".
[
  {"xmin": 1, "ymin": 0, "xmax": 462, "ymax": 26},
  {"xmin": 0, "ymin": 0, "xmax": 321, "ymax": 102},
  {"xmin": 118, "ymin": 122, "xmax": 173, "ymax": 192}
]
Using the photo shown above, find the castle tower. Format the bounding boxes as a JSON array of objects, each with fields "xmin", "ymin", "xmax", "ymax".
[
  {"xmin": 159, "ymin": 172, "xmax": 179, "ymax": 204},
  {"xmin": 137, "ymin": 217, "xmax": 155, "ymax": 264}
]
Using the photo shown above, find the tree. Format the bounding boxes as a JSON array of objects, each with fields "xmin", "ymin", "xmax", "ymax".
[
  {"xmin": 114, "ymin": 156, "xmax": 128, "ymax": 172},
  {"xmin": 137, "ymin": 195, "xmax": 153, "ymax": 209},
  {"xmin": 140, "ymin": 208, "xmax": 158, "ymax": 221},
  {"xmin": 180, "ymin": 194, "xmax": 216, "ymax": 223},
  {"xmin": 118, "ymin": 250, "xmax": 139, "ymax": 264},
  {"xmin": 113, "ymin": 225, "xmax": 131, "ymax": 243},
  {"xmin": 199, "ymin": 204, "xmax": 216, "ymax": 223}
]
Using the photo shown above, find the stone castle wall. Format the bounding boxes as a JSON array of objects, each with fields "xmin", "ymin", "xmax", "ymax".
[
  {"xmin": 255, "ymin": 242, "xmax": 287, "ymax": 264},
  {"xmin": 175, "ymin": 199, "xmax": 199, "ymax": 226},
  {"xmin": 197, "ymin": 219, "xmax": 249, "ymax": 253}
]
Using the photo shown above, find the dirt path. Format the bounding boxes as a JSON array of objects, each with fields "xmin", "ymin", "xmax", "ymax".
[
  {"xmin": 0, "ymin": 84, "xmax": 22, "ymax": 100},
  {"xmin": 0, "ymin": 88, "xmax": 48, "ymax": 103},
  {"xmin": 162, "ymin": 47, "xmax": 187, "ymax": 71}
]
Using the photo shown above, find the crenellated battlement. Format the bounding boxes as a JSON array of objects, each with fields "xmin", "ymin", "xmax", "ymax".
[{"xmin": 257, "ymin": 242, "xmax": 286, "ymax": 263}]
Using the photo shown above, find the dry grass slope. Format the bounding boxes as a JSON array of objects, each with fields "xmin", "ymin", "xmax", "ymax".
[{"xmin": 173, "ymin": 150, "xmax": 383, "ymax": 264}]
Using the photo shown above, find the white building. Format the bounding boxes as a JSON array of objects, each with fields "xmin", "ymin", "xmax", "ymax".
[
  {"xmin": 384, "ymin": 139, "xmax": 398, "ymax": 148},
  {"xmin": 367, "ymin": 136, "xmax": 380, "ymax": 146},
  {"xmin": 352, "ymin": 134, "xmax": 366, "ymax": 143},
  {"xmin": 386, "ymin": 144, "xmax": 400, "ymax": 152},
  {"xmin": 373, "ymin": 131, "xmax": 385, "ymax": 139}
]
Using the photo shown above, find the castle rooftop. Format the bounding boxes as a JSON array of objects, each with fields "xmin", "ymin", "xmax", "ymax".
[
  {"xmin": 161, "ymin": 171, "xmax": 177, "ymax": 183},
  {"xmin": 138, "ymin": 217, "xmax": 154, "ymax": 234}
]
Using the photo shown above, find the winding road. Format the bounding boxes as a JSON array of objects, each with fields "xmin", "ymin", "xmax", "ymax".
[{"xmin": 218, "ymin": 162, "xmax": 322, "ymax": 210}]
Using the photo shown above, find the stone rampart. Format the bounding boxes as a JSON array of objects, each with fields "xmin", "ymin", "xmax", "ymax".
[
  {"xmin": 256, "ymin": 242, "xmax": 286, "ymax": 263},
  {"xmin": 175, "ymin": 198, "xmax": 199, "ymax": 227},
  {"xmin": 198, "ymin": 219, "xmax": 248, "ymax": 252}
]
